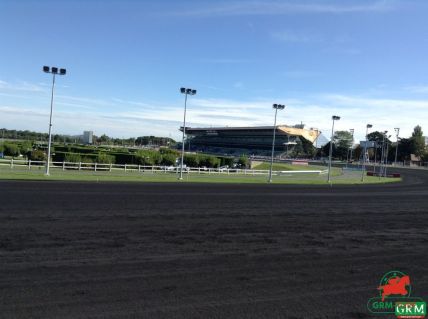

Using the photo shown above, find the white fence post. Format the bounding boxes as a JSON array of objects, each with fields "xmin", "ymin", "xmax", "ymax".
[
  {"xmin": 124, "ymin": 164, "xmax": 127, "ymax": 172},
  {"xmin": 94, "ymin": 163, "xmax": 97, "ymax": 172},
  {"xmin": 78, "ymin": 162, "xmax": 82, "ymax": 171},
  {"xmin": 138, "ymin": 164, "xmax": 141, "ymax": 172},
  {"xmin": 11, "ymin": 158, "xmax": 13, "ymax": 169},
  {"xmin": 62, "ymin": 161, "xmax": 65, "ymax": 171},
  {"xmin": 109, "ymin": 163, "xmax": 112, "ymax": 172},
  {"xmin": 28, "ymin": 160, "xmax": 31, "ymax": 170}
]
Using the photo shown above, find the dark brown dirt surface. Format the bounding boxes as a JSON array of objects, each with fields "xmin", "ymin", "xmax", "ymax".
[{"xmin": 1, "ymin": 168, "xmax": 427, "ymax": 318}]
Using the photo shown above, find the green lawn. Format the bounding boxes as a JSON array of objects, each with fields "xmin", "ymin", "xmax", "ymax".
[
  {"xmin": 0, "ymin": 165, "xmax": 400, "ymax": 185},
  {"xmin": 252, "ymin": 162, "xmax": 343, "ymax": 175}
]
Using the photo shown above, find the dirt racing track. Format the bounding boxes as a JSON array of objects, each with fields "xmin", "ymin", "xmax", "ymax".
[{"xmin": 1, "ymin": 167, "xmax": 428, "ymax": 318}]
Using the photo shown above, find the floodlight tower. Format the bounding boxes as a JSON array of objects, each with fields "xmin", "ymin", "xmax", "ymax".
[
  {"xmin": 379, "ymin": 130, "xmax": 388, "ymax": 178},
  {"xmin": 361, "ymin": 124, "xmax": 373, "ymax": 182},
  {"xmin": 179, "ymin": 87, "xmax": 196, "ymax": 180},
  {"xmin": 43, "ymin": 66, "xmax": 66, "ymax": 176},
  {"xmin": 268, "ymin": 104, "xmax": 285, "ymax": 183},
  {"xmin": 394, "ymin": 128, "xmax": 400, "ymax": 166},
  {"xmin": 346, "ymin": 128, "xmax": 355, "ymax": 167},
  {"xmin": 384, "ymin": 134, "xmax": 392, "ymax": 177},
  {"xmin": 327, "ymin": 115, "xmax": 340, "ymax": 183},
  {"xmin": 349, "ymin": 129, "xmax": 355, "ymax": 162}
]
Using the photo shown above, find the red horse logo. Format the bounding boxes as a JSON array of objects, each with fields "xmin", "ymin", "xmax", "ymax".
[{"xmin": 378, "ymin": 275, "xmax": 410, "ymax": 301}]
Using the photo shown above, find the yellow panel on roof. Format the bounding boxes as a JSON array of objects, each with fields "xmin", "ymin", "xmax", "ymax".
[{"xmin": 277, "ymin": 126, "xmax": 321, "ymax": 143}]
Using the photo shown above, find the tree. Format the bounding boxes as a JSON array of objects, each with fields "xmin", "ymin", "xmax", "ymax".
[
  {"xmin": 366, "ymin": 131, "xmax": 392, "ymax": 162},
  {"xmin": 410, "ymin": 125, "xmax": 425, "ymax": 157},
  {"xmin": 290, "ymin": 139, "xmax": 304, "ymax": 158},
  {"xmin": 98, "ymin": 134, "xmax": 110, "ymax": 145},
  {"xmin": 300, "ymin": 137, "xmax": 317, "ymax": 158},
  {"xmin": 334, "ymin": 131, "xmax": 353, "ymax": 148}
]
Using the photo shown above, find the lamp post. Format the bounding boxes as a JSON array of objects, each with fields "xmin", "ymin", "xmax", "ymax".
[
  {"xmin": 384, "ymin": 135, "xmax": 391, "ymax": 177},
  {"xmin": 327, "ymin": 115, "xmax": 340, "ymax": 183},
  {"xmin": 179, "ymin": 87, "xmax": 196, "ymax": 180},
  {"xmin": 268, "ymin": 104, "xmax": 285, "ymax": 183},
  {"xmin": 43, "ymin": 66, "xmax": 66, "ymax": 176},
  {"xmin": 346, "ymin": 128, "xmax": 354, "ymax": 167},
  {"xmin": 379, "ymin": 131, "xmax": 388, "ymax": 178},
  {"xmin": 361, "ymin": 124, "xmax": 373, "ymax": 182},
  {"xmin": 394, "ymin": 128, "xmax": 400, "ymax": 166}
]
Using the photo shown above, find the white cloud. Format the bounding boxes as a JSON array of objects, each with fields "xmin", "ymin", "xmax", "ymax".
[
  {"xmin": 272, "ymin": 30, "xmax": 323, "ymax": 43},
  {"xmin": 0, "ymin": 80, "xmax": 47, "ymax": 93},
  {"xmin": 405, "ymin": 85, "xmax": 428, "ymax": 94},
  {"xmin": 172, "ymin": 1, "xmax": 394, "ymax": 17},
  {"xmin": 1, "ymin": 89, "xmax": 426, "ymax": 143},
  {"xmin": 233, "ymin": 81, "xmax": 245, "ymax": 89},
  {"xmin": 283, "ymin": 70, "xmax": 321, "ymax": 78}
]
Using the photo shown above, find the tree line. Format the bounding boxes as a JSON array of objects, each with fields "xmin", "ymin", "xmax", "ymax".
[
  {"xmin": 320, "ymin": 125, "xmax": 427, "ymax": 162},
  {"xmin": 0, "ymin": 128, "xmax": 175, "ymax": 147}
]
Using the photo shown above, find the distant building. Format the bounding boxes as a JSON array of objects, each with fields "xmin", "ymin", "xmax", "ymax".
[{"xmin": 82, "ymin": 131, "xmax": 93, "ymax": 144}]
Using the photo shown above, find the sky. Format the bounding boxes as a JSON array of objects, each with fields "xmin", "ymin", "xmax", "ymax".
[{"xmin": 1, "ymin": 0, "xmax": 428, "ymax": 142}]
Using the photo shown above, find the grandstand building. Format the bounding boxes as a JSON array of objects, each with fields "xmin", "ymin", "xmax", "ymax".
[{"xmin": 181, "ymin": 125, "xmax": 321, "ymax": 156}]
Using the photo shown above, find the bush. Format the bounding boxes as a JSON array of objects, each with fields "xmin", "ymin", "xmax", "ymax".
[
  {"xmin": 29, "ymin": 150, "xmax": 46, "ymax": 162},
  {"xmin": 97, "ymin": 153, "xmax": 115, "ymax": 164},
  {"xmin": 19, "ymin": 141, "xmax": 33, "ymax": 155},
  {"xmin": 135, "ymin": 150, "xmax": 161, "ymax": 165},
  {"xmin": 184, "ymin": 154, "xmax": 199, "ymax": 167},
  {"xmin": 161, "ymin": 153, "xmax": 177, "ymax": 166},
  {"xmin": 159, "ymin": 148, "xmax": 179, "ymax": 156},
  {"xmin": 238, "ymin": 155, "xmax": 249, "ymax": 168},
  {"xmin": 199, "ymin": 155, "xmax": 220, "ymax": 168},
  {"xmin": 65, "ymin": 153, "xmax": 82, "ymax": 163},
  {"xmin": 81, "ymin": 157, "xmax": 94, "ymax": 167},
  {"xmin": 220, "ymin": 157, "xmax": 234, "ymax": 167},
  {"xmin": 3, "ymin": 142, "xmax": 20, "ymax": 157}
]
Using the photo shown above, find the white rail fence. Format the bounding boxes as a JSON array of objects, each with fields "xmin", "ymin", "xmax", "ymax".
[{"xmin": 0, "ymin": 159, "xmax": 327, "ymax": 176}]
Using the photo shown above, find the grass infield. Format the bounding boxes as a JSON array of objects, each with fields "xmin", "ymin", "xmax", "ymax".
[{"xmin": 0, "ymin": 165, "xmax": 400, "ymax": 185}]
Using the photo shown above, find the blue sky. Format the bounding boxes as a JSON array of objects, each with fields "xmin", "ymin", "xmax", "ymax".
[{"xmin": 1, "ymin": 0, "xmax": 428, "ymax": 142}]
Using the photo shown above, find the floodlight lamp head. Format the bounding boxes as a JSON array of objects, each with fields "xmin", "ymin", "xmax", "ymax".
[
  {"xmin": 51, "ymin": 67, "xmax": 58, "ymax": 74},
  {"xmin": 180, "ymin": 87, "xmax": 186, "ymax": 94},
  {"xmin": 332, "ymin": 115, "xmax": 340, "ymax": 120},
  {"xmin": 273, "ymin": 104, "xmax": 278, "ymax": 108},
  {"xmin": 59, "ymin": 68, "xmax": 66, "ymax": 75},
  {"xmin": 43, "ymin": 66, "xmax": 50, "ymax": 73},
  {"xmin": 191, "ymin": 89, "xmax": 197, "ymax": 95},
  {"xmin": 367, "ymin": 124, "xmax": 373, "ymax": 128},
  {"xmin": 186, "ymin": 88, "xmax": 192, "ymax": 94}
]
